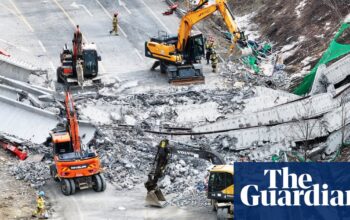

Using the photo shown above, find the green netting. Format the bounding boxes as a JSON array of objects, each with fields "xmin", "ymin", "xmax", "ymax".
[
  {"xmin": 241, "ymin": 55, "xmax": 260, "ymax": 73},
  {"xmin": 223, "ymin": 31, "xmax": 272, "ymax": 73},
  {"xmin": 293, "ymin": 22, "xmax": 350, "ymax": 95}
]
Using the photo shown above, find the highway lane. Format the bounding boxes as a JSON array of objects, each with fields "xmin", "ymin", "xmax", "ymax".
[
  {"xmin": 9, "ymin": 0, "xmax": 80, "ymax": 78},
  {"xmin": 0, "ymin": 1, "xmax": 55, "ymax": 73},
  {"xmin": 10, "ymin": 0, "xmax": 182, "ymax": 83}
]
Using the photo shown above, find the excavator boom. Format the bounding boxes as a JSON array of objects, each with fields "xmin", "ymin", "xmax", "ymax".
[{"xmin": 64, "ymin": 91, "xmax": 81, "ymax": 152}]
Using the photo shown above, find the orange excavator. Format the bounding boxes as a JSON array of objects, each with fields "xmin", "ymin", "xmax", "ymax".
[{"xmin": 49, "ymin": 89, "xmax": 106, "ymax": 195}]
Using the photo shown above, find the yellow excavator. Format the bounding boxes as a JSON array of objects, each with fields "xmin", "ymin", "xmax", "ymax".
[
  {"xmin": 145, "ymin": 140, "xmax": 233, "ymax": 219},
  {"xmin": 145, "ymin": 0, "xmax": 251, "ymax": 84}
]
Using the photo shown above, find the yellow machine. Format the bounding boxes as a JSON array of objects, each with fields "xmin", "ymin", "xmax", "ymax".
[
  {"xmin": 145, "ymin": 0, "xmax": 251, "ymax": 84},
  {"xmin": 208, "ymin": 165, "xmax": 234, "ymax": 219},
  {"xmin": 145, "ymin": 140, "xmax": 234, "ymax": 220}
]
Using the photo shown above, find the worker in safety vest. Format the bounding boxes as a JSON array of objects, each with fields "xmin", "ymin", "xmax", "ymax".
[
  {"xmin": 32, "ymin": 191, "xmax": 47, "ymax": 219},
  {"xmin": 210, "ymin": 50, "xmax": 218, "ymax": 73},
  {"xmin": 73, "ymin": 25, "xmax": 83, "ymax": 58},
  {"xmin": 205, "ymin": 37, "xmax": 215, "ymax": 64},
  {"xmin": 110, "ymin": 12, "xmax": 119, "ymax": 35}
]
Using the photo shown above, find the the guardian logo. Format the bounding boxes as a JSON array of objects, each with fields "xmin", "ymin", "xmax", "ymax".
[{"xmin": 241, "ymin": 167, "xmax": 350, "ymax": 207}]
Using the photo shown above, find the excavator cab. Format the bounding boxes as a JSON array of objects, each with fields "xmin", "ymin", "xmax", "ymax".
[
  {"xmin": 207, "ymin": 165, "xmax": 234, "ymax": 220},
  {"xmin": 208, "ymin": 169, "xmax": 234, "ymax": 201},
  {"xmin": 183, "ymin": 32, "xmax": 205, "ymax": 63},
  {"xmin": 51, "ymin": 132, "xmax": 73, "ymax": 155},
  {"xmin": 81, "ymin": 49, "xmax": 99, "ymax": 77}
]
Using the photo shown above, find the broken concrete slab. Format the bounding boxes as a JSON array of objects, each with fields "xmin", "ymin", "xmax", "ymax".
[
  {"xmin": 0, "ymin": 75, "xmax": 53, "ymax": 97},
  {"xmin": 0, "ymin": 55, "xmax": 46, "ymax": 82},
  {"xmin": 0, "ymin": 95, "xmax": 58, "ymax": 144},
  {"xmin": 25, "ymin": 154, "xmax": 45, "ymax": 163}
]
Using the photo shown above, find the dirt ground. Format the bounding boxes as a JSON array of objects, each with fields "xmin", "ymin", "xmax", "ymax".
[{"xmin": 0, "ymin": 151, "xmax": 36, "ymax": 220}]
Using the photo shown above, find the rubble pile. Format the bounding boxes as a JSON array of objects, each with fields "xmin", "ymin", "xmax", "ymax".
[
  {"xmin": 93, "ymin": 129, "xmax": 154, "ymax": 190},
  {"xmin": 169, "ymin": 188, "xmax": 209, "ymax": 207},
  {"xmin": 7, "ymin": 160, "xmax": 51, "ymax": 189},
  {"xmin": 221, "ymin": 61, "xmax": 292, "ymax": 91},
  {"xmin": 79, "ymin": 86, "xmax": 256, "ymax": 129}
]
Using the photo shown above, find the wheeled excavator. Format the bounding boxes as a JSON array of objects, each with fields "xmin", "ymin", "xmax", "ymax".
[
  {"xmin": 49, "ymin": 88, "xmax": 106, "ymax": 195},
  {"xmin": 145, "ymin": 140, "xmax": 233, "ymax": 220},
  {"xmin": 57, "ymin": 25, "xmax": 101, "ymax": 86},
  {"xmin": 145, "ymin": 0, "xmax": 251, "ymax": 85}
]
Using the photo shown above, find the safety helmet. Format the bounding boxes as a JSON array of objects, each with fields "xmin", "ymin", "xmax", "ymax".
[
  {"xmin": 160, "ymin": 139, "xmax": 169, "ymax": 148},
  {"xmin": 114, "ymin": 12, "xmax": 118, "ymax": 16},
  {"xmin": 38, "ymin": 191, "xmax": 45, "ymax": 197}
]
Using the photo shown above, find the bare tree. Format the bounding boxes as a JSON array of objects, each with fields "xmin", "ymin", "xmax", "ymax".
[{"xmin": 290, "ymin": 99, "xmax": 320, "ymax": 161}]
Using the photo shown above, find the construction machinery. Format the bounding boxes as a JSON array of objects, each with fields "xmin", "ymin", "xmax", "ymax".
[
  {"xmin": 49, "ymin": 89, "xmax": 106, "ymax": 195},
  {"xmin": 145, "ymin": 0, "xmax": 251, "ymax": 85},
  {"xmin": 145, "ymin": 140, "xmax": 233, "ymax": 219},
  {"xmin": 57, "ymin": 26, "xmax": 101, "ymax": 86}
]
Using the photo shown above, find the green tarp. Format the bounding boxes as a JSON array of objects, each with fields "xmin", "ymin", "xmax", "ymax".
[{"xmin": 293, "ymin": 22, "xmax": 350, "ymax": 95}]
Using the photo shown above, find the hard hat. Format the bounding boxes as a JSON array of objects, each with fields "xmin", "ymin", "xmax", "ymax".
[
  {"xmin": 160, "ymin": 139, "xmax": 169, "ymax": 148},
  {"xmin": 38, "ymin": 191, "xmax": 45, "ymax": 197},
  {"xmin": 114, "ymin": 12, "xmax": 118, "ymax": 16}
]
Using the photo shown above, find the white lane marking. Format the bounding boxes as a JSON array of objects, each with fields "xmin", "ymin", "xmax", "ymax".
[
  {"xmin": 95, "ymin": 0, "xmax": 127, "ymax": 37},
  {"xmin": 52, "ymin": 0, "xmax": 77, "ymax": 27},
  {"xmin": 135, "ymin": 49, "xmax": 143, "ymax": 61},
  {"xmin": 140, "ymin": 0, "xmax": 171, "ymax": 33},
  {"xmin": 0, "ymin": 3, "xmax": 16, "ymax": 15},
  {"xmin": 52, "ymin": 0, "xmax": 89, "ymax": 43},
  {"xmin": 71, "ymin": 2, "xmax": 93, "ymax": 17},
  {"xmin": 118, "ymin": 0, "xmax": 131, "ymax": 14},
  {"xmin": 38, "ymin": 40, "xmax": 47, "ymax": 53},
  {"xmin": 0, "ymin": 38, "xmax": 29, "ymax": 52},
  {"xmin": 9, "ymin": 0, "xmax": 34, "ymax": 32}
]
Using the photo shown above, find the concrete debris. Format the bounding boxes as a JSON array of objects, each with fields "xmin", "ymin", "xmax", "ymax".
[
  {"xmin": 0, "ymin": 54, "xmax": 47, "ymax": 83},
  {"xmin": 8, "ymin": 160, "xmax": 51, "ymax": 189},
  {"xmin": 25, "ymin": 154, "xmax": 45, "ymax": 163},
  {"xmin": 311, "ymin": 54, "xmax": 350, "ymax": 95}
]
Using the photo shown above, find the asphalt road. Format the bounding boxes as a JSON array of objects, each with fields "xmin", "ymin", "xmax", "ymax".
[
  {"xmin": 0, "ymin": 0, "xmax": 217, "ymax": 219},
  {"xmin": 3, "ymin": 0, "xmax": 181, "ymax": 82}
]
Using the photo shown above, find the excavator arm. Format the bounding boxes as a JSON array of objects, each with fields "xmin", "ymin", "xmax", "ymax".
[
  {"xmin": 64, "ymin": 91, "xmax": 81, "ymax": 152},
  {"xmin": 177, "ymin": 0, "xmax": 247, "ymax": 53},
  {"xmin": 144, "ymin": 139, "xmax": 225, "ymax": 207}
]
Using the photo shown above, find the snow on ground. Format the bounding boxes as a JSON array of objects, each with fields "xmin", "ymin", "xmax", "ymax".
[
  {"xmin": 235, "ymin": 12, "xmax": 260, "ymax": 41},
  {"xmin": 295, "ymin": 0, "xmax": 307, "ymax": 18}
]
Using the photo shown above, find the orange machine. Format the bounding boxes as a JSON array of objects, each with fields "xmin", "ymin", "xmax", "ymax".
[{"xmin": 49, "ymin": 91, "xmax": 106, "ymax": 195}]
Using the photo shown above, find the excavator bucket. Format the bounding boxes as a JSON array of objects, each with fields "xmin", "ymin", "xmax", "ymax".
[{"xmin": 145, "ymin": 189, "xmax": 168, "ymax": 207}]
